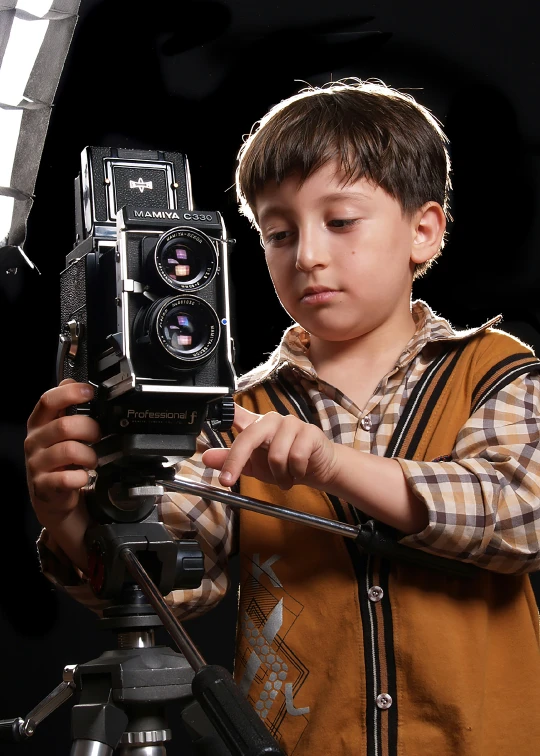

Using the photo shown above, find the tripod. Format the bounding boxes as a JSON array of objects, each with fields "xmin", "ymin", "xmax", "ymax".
[
  {"xmin": 0, "ymin": 454, "xmax": 285, "ymax": 755},
  {"xmin": 0, "ymin": 449, "xmax": 477, "ymax": 754}
]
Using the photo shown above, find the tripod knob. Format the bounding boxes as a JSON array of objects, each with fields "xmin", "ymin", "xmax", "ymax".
[
  {"xmin": 120, "ymin": 728, "xmax": 171, "ymax": 746},
  {"xmin": 175, "ymin": 539, "xmax": 205, "ymax": 589},
  {"xmin": 208, "ymin": 395, "xmax": 235, "ymax": 430}
]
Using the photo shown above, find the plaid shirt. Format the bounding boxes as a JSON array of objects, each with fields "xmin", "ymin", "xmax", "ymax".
[{"xmin": 39, "ymin": 300, "xmax": 540, "ymax": 618}]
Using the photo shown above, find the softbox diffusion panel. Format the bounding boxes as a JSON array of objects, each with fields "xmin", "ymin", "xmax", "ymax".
[{"xmin": 0, "ymin": 0, "xmax": 81, "ymax": 273}]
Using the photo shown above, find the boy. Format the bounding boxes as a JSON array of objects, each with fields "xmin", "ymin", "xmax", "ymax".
[{"xmin": 24, "ymin": 80, "xmax": 540, "ymax": 755}]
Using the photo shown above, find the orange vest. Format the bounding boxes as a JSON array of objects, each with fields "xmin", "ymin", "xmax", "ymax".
[{"xmin": 215, "ymin": 329, "xmax": 540, "ymax": 756}]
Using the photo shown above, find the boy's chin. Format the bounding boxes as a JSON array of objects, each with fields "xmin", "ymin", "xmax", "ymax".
[
  {"xmin": 298, "ymin": 323, "xmax": 369, "ymax": 343},
  {"xmin": 285, "ymin": 307, "xmax": 372, "ymax": 342}
]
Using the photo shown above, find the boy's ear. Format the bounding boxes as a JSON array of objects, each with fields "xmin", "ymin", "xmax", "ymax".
[{"xmin": 410, "ymin": 202, "xmax": 446, "ymax": 264}]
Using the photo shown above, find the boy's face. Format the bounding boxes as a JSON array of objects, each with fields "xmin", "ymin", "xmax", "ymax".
[{"xmin": 254, "ymin": 160, "xmax": 438, "ymax": 345}]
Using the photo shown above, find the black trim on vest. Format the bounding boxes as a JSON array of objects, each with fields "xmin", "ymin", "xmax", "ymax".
[
  {"xmin": 349, "ymin": 500, "xmax": 370, "ymax": 526},
  {"xmin": 261, "ymin": 380, "xmax": 290, "ymax": 417},
  {"xmin": 385, "ymin": 344, "xmax": 466, "ymax": 460},
  {"xmin": 471, "ymin": 354, "xmax": 540, "ymax": 413},
  {"xmin": 472, "ymin": 352, "xmax": 531, "ymax": 402},
  {"xmin": 328, "ymin": 492, "xmax": 378, "ymax": 756},
  {"xmin": 276, "ymin": 369, "xmax": 321, "ymax": 428},
  {"xmin": 379, "ymin": 558, "xmax": 398, "ymax": 754},
  {"xmin": 367, "ymin": 555, "xmax": 384, "ymax": 756},
  {"xmin": 346, "ymin": 535, "xmax": 398, "ymax": 756}
]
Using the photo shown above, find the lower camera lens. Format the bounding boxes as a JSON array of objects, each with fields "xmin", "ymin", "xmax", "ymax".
[
  {"xmin": 162, "ymin": 307, "xmax": 209, "ymax": 356},
  {"xmin": 143, "ymin": 295, "xmax": 221, "ymax": 367}
]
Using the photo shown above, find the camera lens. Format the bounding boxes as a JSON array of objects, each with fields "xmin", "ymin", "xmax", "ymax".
[
  {"xmin": 162, "ymin": 308, "xmax": 208, "ymax": 356},
  {"xmin": 144, "ymin": 295, "xmax": 221, "ymax": 367},
  {"xmin": 154, "ymin": 227, "xmax": 217, "ymax": 291}
]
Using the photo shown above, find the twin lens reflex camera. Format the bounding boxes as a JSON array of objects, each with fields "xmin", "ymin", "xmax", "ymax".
[{"xmin": 57, "ymin": 146, "xmax": 237, "ymax": 462}]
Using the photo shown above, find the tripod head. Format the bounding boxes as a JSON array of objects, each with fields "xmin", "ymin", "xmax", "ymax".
[{"xmin": 84, "ymin": 451, "xmax": 204, "ymax": 618}]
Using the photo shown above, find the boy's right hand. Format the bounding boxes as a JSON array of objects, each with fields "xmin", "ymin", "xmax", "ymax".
[{"xmin": 24, "ymin": 379, "xmax": 102, "ymax": 526}]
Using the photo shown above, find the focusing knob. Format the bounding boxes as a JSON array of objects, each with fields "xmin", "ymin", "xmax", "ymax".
[{"xmin": 209, "ymin": 396, "xmax": 235, "ymax": 430}]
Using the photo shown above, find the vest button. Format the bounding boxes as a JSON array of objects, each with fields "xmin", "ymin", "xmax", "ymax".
[
  {"xmin": 368, "ymin": 585, "xmax": 384, "ymax": 602},
  {"xmin": 376, "ymin": 693, "xmax": 393, "ymax": 710},
  {"xmin": 360, "ymin": 416, "xmax": 372, "ymax": 431}
]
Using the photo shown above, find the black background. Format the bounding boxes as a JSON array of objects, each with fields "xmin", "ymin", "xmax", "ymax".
[{"xmin": 1, "ymin": 1, "xmax": 540, "ymax": 753}]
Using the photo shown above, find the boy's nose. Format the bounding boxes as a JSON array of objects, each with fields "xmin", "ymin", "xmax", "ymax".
[{"xmin": 295, "ymin": 231, "xmax": 329, "ymax": 271}]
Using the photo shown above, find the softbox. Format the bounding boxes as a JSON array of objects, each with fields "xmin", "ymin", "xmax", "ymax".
[{"xmin": 0, "ymin": 0, "xmax": 81, "ymax": 274}]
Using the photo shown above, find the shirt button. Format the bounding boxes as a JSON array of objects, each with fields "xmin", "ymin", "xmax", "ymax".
[
  {"xmin": 368, "ymin": 586, "xmax": 384, "ymax": 602},
  {"xmin": 376, "ymin": 693, "xmax": 393, "ymax": 710},
  {"xmin": 360, "ymin": 416, "xmax": 372, "ymax": 431}
]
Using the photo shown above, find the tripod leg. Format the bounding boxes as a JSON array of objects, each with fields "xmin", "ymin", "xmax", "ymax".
[
  {"xmin": 70, "ymin": 741, "xmax": 114, "ymax": 756},
  {"xmin": 69, "ymin": 673, "xmax": 129, "ymax": 756}
]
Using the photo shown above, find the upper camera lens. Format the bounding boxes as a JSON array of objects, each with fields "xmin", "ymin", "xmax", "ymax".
[
  {"xmin": 154, "ymin": 227, "xmax": 217, "ymax": 291},
  {"xmin": 160, "ymin": 240, "xmax": 199, "ymax": 284}
]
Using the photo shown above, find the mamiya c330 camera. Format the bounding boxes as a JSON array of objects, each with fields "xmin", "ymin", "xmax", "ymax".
[{"xmin": 58, "ymin": 146, "xmax": 237, "ymax": 459}]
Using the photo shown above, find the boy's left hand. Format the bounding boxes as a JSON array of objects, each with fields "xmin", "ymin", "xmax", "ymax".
[{"xmin": 202, "ymin": 405, "xmax": 338, "ymax": 491}]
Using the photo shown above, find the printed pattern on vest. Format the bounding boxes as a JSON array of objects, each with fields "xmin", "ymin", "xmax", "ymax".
[{"xmin": 237, "ymin": 552, "xmax": 311, "ymax": 752}]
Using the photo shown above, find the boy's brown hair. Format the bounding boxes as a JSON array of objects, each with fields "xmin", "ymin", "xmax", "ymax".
[{"xmin": 236, "ymin": 79, "xmax": 452, "ymax": 278}]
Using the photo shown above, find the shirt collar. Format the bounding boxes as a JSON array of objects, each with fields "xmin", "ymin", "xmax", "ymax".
[{"xmin": 237, "ymin": 300, "xmax": 502, "ymax": 390}]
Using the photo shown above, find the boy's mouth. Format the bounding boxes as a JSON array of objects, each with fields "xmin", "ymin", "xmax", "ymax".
[{"xmin": 300, "ymin": 285, "xmax": 339, "ymax": 304}]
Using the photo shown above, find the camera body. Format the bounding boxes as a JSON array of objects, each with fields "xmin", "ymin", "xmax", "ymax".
[{"xmin": 59, "ymin": 146, "xmax": 236, "ymax": 459}]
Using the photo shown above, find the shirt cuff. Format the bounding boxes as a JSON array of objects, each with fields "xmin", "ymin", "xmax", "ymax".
[{"xmin": 37, "ymin": 528, "xmax": 110, "ymax": 615}]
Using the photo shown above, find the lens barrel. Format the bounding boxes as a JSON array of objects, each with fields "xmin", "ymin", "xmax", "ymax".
[
  {"xmin": 141, "ymin": 294, "xmax": 221, "ymax": 368},
  {"xmin": 154, "ymin": 226, "xmax": 217, "ymax": 291}
]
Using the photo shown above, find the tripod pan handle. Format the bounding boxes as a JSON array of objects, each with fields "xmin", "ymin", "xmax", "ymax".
[{"xmin": 192, "ymin": 665, "xmax": 285, "ymax": 756}]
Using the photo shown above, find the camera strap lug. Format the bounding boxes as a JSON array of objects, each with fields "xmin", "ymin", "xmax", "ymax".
[{"xmin": 123, "ymin": 278, "xmax": 144, "ymax": 293}]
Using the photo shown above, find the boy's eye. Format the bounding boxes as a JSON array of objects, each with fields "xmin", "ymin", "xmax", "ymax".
[
  {"xmin": 327, "ymin": 219, "xmax": 359, "ymax": 229},
  {"xmin": 265, "ymin": 230, "xmax": 291, "ymax": 244}
]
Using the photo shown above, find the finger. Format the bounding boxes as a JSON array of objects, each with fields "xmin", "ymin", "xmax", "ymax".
[
  {"xmin": 232, "ymin": 404, "xmax": 264, "ymax": 432},
  {"xmin": 32, "ymin": 469, "xmax": 90, "ymax": 509},
  {"xmin": 286, "ymin": 429, "xmax": 314, "ymax": 480},
  {"xmin": 218, "ymin": 413, "xmax": 281, "ymax": 486},
  {"xmin": 25, "ymin": 414, "xmax": 101, "ymax": 457},
  {"xmin": 28, "ymin": 440, "xmax": 99, "ymax": 479},
  {"xmin": 28, "ymin": 383, "xmax": 95, "ymax": 431},
  {"xmin": 202, "ymin": 447, "xmax": 259, "ymax": 482},
  {"xmin": 57, "ymin": 378, "xmax": 76, "ymax": 418},
  {"xmin": 266, "ymin": 416, "xmax": 302, "ymax": 489},
  {"xmin": 201, "ymin": 448, "xmax": 229, "ymax": 471}
]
